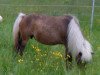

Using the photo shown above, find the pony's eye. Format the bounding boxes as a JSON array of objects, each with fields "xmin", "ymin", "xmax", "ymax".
[
  {"xmin": 91, "ymin": 52, "xmax": 94, "ymax": 55},
  {"xmin": 79, "ymin": 52, "xmax": 82, "ymax": 57}
]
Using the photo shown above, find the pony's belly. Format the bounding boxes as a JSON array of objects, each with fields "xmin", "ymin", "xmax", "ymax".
[
  {"xmin": 37, "ymin": 39, "xmax": 61, "ymax": 45},
  {"xmin": 34, "ymin": 32, "xmax": 63, "ymax": 45}
]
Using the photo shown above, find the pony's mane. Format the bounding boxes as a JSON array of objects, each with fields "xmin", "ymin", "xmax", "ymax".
[{"xmin": 68, "ymin": 16, "xmax": 92, "ymax": 62}]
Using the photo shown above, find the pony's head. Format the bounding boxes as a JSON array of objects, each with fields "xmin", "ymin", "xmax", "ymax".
[{"xmin": 76, "ymin": 40, "xmax": 93, "ymax": 64}]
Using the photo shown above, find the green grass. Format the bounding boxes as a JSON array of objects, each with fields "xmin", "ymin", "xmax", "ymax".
[{"xmin": 0, "ymin": 0, "xmax": 100, "ymax": 75}]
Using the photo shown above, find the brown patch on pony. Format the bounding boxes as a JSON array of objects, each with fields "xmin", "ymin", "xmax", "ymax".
[{"xmin": 13, "ymin": 13, "xmax": 73, "ymax": 61}]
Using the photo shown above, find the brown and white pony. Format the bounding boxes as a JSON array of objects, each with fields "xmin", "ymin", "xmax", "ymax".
[{"xmin": 13, "ymin": 13, "xmax": 93, "ymax": 66}]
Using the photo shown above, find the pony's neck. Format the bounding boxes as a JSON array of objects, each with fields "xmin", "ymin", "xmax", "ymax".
[{"xmin": 68, "ymin": 17, "xmax": 85, "ymax": 56}]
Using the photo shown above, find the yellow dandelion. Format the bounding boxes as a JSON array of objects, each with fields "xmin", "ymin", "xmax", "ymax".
[
  {"xmin": 59, "ymin": 53, "xmax": 63, "ymax": 58},
  {"xmin": 67, "ymin": 54, "xmax": 70, "ymax": 58},
  {"xmin": 36, "ymin": 48, "xmax": 41, "ymax": 52},
  {"xmin": 40, "ymin": 54, "xmax": 43, "ymax": 57},
  {"xmin": 44, "ymin": 53, "xmax": 47, "ymax": 56},
  {"xmin": 52, "ymin": 51, "xmax": 63, "ymax": 58},
  {"xmin": 32, "ymin": 45, "xmax": 41, "ymax": 52},
  {"xmin": 64, "ymin": 55, "xmax": 71, "ymax": 60},
  {"xmin": 18, "ymin": 59, "xmax": 23, "ymax": 63},
  {"xmin": 32, "ymin": 45, "xmax": 35, "ymax": 48},
  {"xmin": 36, "ymin": 58, "xmax": 39, "ymax": 61}
]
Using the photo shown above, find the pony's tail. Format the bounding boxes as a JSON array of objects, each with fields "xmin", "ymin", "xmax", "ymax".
[
  {"xmin": 13, "ymin": 13, "xmax": 26, "ymax": 50},
  {"xmin": 68, "ymin": 16, "xmax": 92, "ymax": 62},
  {"xmin": 0, "ymin": 15, "xmax": 3, "ymax": 22}
]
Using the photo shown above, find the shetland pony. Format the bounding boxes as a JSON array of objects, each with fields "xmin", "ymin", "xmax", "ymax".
[{"xmin": 13, "ymin": 13, "xmax": 93, "ymax": 66}]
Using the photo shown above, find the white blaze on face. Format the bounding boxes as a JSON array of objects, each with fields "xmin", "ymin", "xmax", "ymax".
[{"xmin": 0, "ymin": 15, "xmax": 3, "ymax": 22}]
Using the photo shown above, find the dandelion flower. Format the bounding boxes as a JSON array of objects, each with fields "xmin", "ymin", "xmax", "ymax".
[
  {"xmin": 32, "ymin": 45, "xmax": 41, "ymax": 52},
  {"xmin": 52, "ymin": 51, "xmax": 63, "ymax": 58},
  {"xmin": 36, "ymin": 58, "xmax": 39, "ymax": 61},
  {"xmin": 18, "ymin": 59, "xmax": 23, "ymax": 63},
  {"xmin": 67, "ymin": 55, "xmax": 70, "ymax": 58},
  {"xmin": 36, "ymin": 48, "xmax": 41, "ymax": 52}
]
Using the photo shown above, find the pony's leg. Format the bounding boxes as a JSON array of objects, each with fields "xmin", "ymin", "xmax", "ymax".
[
  {"xmin": 13, "ymin": 32, "xmax": 22, "ymax": 54},
  {"xmin": 20, "ymin": 39, "xmax": 28, "ymax": 56},
  {"xmin": 19, "ymin": 32, "xmax": 29, "ymax": 56},
  {"xmin": 65, "ymin": 45, "xmax": 72, "ymax": 69}
]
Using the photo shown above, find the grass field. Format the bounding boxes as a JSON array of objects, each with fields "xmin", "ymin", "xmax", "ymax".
[{"xmin": 0, "ymin": 0, "xmax": 100, "ymax": 75}]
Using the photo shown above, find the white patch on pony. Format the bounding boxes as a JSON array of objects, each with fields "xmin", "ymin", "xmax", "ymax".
[
  {"xmin": 13, "ymin": 13, "xmax": 26, "ymax": 41},
  {"xmin": 68, "ymin": 16, "xmax": 92, "ymax": 62},
  {"xmin": 0, "ymin": 15, "xmax": 3, "ymax": 22}
]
